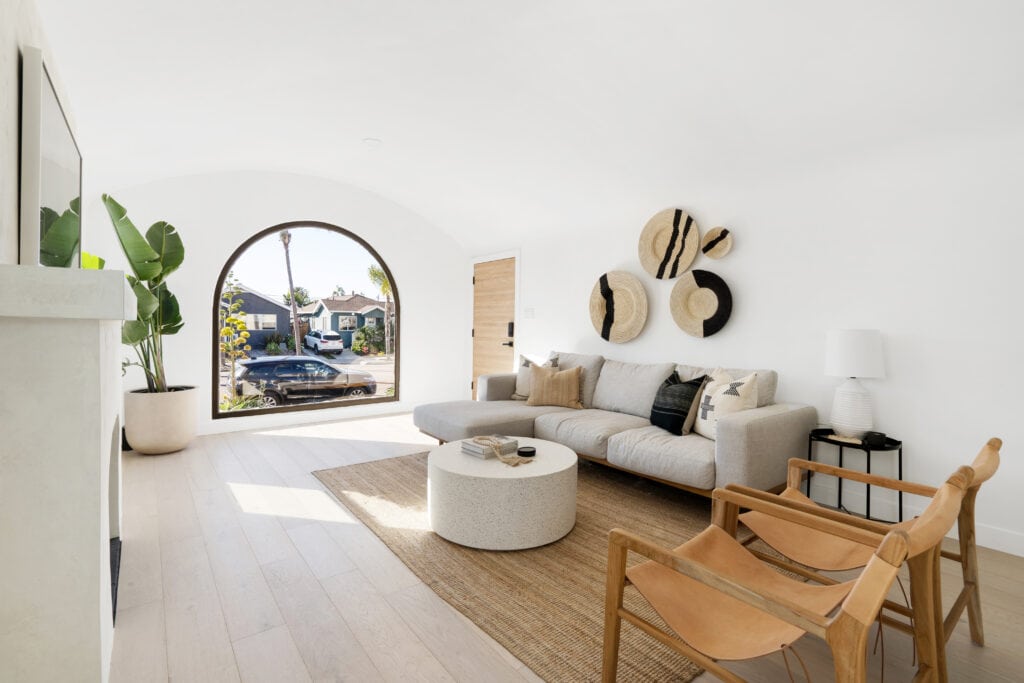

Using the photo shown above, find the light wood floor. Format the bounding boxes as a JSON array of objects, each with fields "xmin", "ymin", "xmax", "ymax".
[{"xmin": 110, "ymin": 414, "xmax": 1024, "ymax": 682}]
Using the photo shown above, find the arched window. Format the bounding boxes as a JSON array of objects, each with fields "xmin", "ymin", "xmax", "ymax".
[{"xmin": 212, "ymin": 222, "xmax": 398, "ymax": 418}]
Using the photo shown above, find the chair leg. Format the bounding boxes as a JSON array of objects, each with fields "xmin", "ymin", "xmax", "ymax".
[
  {"xmin": 602, "ymin": 538, "xmax": 628, "ymax": 683},
  {"xmin": 908, "ymin": 547, "xmax": 945, "ymax": 683},
  {"xmin": 827, "ymin": 612, "xmax": 870, "ymax": 683},
  {"xmin": 959, "ymin": 488, "xmax": 985, "ymax": 646}
]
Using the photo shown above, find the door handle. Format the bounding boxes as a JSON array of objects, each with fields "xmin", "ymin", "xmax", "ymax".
[{"xmin": 501, "ymin": 341, "xmax": 514, "ymax": 347}]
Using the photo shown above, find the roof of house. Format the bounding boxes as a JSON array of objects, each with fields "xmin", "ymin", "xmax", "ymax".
[
  {"xmin": 314, "ymin": 295, "xmax": 385, "ymax": 314},
  {"xmin": 222, "ymin": 284, "xmax": 291, "ymax": 313}
]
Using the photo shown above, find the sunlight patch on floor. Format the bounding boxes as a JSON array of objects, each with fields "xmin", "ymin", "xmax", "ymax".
[
  {"xmin": 341, "ymin": 490, "xmax": 431, "ymax": 531},
  {"xmin": 228, "ymin": 482, "xmax": 356, "ymax": 523}
]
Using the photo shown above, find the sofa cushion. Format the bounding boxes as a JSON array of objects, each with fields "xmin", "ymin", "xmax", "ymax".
[
  {"xmin": 650, "ymin": 373, "xmax": 708, "ymax": 436},
  {"xmin": 607, "ymin": 426, "xmax": 717, "ymax": 490},
  {"xmin": 534, "ymin": 409, "xmax": 649, "ymax": 459},
  {"xmin": 694, "ymin": 370, "xmax": 759, "ymax": 440},
  {"xmin": 592, "ymin": 360, "xmax": 677, "ymax": 418},
  {"xmin": 527, "ymin": 365, "xmax": 583, "ymax": 409},
  {"xmin": 549, "ymin": 351, "xmax": 605, "ymax": 408},
  {"xmin": 413, "ymin": 400, "xmax": 574, "ymax": 442},
  {"xmin": 676, "ymin": 364, "xmax": 778, "ymax": 407}
]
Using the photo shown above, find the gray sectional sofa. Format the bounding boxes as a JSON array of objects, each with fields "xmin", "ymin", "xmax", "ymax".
[{"xmin": 413, "ymin": 352, "xmax": 817, "ymax": 495}]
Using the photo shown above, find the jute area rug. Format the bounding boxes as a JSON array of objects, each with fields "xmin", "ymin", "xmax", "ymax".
[{"xmin": 315, "ymin": 453, "xmax": 711, "ymax": 682}]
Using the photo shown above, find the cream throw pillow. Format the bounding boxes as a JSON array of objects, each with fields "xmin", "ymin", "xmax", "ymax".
[
  {"xmin": 526, "ymin": 365, "xmax": 583, "ymax": 409},
  {"xmin": 693, "ymin": 369, "xmax": 758, "ymax": 440},
  {"xmin": 511, "ymin": 355, "xmax": 558, "ymax": 400}
]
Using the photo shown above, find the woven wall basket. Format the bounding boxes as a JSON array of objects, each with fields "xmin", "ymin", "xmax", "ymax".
[
  {"xmin": 638, "ymin": 208, "xmax": 701, "ymax": 279},
  {"xmin": 589, "ymin": 271, "xmax": 648, "ymax": 343},
  {"xmin": 670, "ymin": 269, "xmax": 732, "ymax": 338},
  {"xmin": 700, "ymin": 226, "xmax": 733, "ymax": 259}
]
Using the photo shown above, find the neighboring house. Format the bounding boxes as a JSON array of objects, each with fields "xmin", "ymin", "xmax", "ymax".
[
  {"xmin": 223, "ymin": 285, "xmax": 292, "ymax": 348},
  {"xmin": 307, "ymin": 295, "xmax": 388, "ymax": 348}
]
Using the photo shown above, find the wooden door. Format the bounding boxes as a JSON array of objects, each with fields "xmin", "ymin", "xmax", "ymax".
[{"xmin": 472, "ymin": 257, "xmax": 516, "ymax": 398}]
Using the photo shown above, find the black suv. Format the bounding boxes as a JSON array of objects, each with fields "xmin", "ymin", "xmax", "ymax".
[{"xmin": 236, "ymin": 356, "xmax": 377, "ymax": 407}]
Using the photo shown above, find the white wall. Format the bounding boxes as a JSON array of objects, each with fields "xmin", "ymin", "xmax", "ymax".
[
  {"xmin": 502, "ymin": 128, "xmax": 1024, "ymax": 555},
  {"xmin": 82, "ymin": 170, "xmax": 471, "ymax": 435}
]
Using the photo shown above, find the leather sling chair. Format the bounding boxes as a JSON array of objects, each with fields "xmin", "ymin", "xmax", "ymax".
[
  {"xmin": 602, "ymin": 466, "xmax": 970, "ymax": 683},
  {"xmin": 733, "ymin": 438, "xmax": 1000, "ymax": 681}
]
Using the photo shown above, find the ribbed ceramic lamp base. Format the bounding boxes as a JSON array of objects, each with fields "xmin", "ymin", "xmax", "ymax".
[{"xmin": 830, "ymin": 378, "xmax": 873, "ymax": 438}]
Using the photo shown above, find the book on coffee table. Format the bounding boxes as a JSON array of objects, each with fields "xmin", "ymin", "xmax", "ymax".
[{"xmin": 461, "ymin": 436, "xmax": 519, "ymax": 459}]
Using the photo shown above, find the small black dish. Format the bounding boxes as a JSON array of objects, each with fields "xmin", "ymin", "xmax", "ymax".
[{"xmin": 517, "ymin": 446, "xmax": 536, "ymax": 457}]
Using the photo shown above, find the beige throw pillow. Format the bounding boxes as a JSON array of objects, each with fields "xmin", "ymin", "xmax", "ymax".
[
  {"xmin": 693, "ymin": 369, "xmax": 759, "ymax": 440},
  {"xmin": 526, "ymin": 365, "xmax": 583, "ymax": 409}
]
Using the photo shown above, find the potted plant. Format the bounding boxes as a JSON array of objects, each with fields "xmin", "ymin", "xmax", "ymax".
[{"xmin": 103, "ymin": 194, "xmax": 196, "ymax": 454}]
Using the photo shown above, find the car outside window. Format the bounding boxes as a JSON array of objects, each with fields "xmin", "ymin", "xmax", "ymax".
[
  {"xmin": 303, "ymin": 362, "xmax": 336, "ymax": 377},
  {"xmin": 273, "ymin": 362, "xmax": 305, "ymax": 377},
  {"xmin": 245, "ymin": 365, "xmax": 274, "ymax": 380}
]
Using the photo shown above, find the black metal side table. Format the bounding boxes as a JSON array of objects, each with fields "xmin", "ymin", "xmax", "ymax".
[{"xmin": 806, "ymin": 428, "xmax": 904, "ymax": 522}]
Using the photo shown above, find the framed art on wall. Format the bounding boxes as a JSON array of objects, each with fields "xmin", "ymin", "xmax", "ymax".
[{"xmin": 19, "ymin": 46, "xmax": 82, "ymax": 268}]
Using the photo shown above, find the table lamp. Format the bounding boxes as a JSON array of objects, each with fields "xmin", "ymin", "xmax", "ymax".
[{"xmin": 825, "ymin": 329, "xmax": 885, "ymax": 438}]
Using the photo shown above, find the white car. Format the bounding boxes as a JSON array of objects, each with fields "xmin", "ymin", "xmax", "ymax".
[{"xmin": 304, "ymin": 330, "xmax": 345, "ymax": 354}]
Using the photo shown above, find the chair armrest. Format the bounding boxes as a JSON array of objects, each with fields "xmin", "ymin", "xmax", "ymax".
[
  {"xmin": 608, "ymin": 528, "xmax": 830, "ymax": 636},
  {"xmin": 477, "ymin": 373, "xmax": 517, "ymax": 401},
  {"xmin": 715, "ymin": 404, "xmax": 818, "ymax": 490},
  {"xmin": 786, "ymin": 458, "xmax": 938, "ymax": 497}
]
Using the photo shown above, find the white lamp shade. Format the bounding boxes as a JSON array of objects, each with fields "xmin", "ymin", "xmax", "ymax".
[{"xmin": 824, "ymin": 329, "xmax": 885, "ymax": 378}]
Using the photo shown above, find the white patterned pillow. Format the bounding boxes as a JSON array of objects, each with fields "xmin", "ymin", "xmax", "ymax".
[
  {"xmin": 510, "ymin": 355, "xmax": 558, "ymax": 400},
  {"xmin": 694, "ymin": 369, "xmax": 759, "ymax": 440}
]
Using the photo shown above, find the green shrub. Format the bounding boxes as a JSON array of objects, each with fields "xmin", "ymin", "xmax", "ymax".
[
  {"xmin": 266, "ymin": 341, "xmax": 283, "ymax": 355},
  {"xmin": 352, "ymin": 324, "xmax": 384, "ymax": 355}
]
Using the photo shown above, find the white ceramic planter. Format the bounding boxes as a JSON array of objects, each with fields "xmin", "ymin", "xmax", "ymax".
[{"xmin": 124, "ymin": 386, "xmax": 198, "ymax": 455}]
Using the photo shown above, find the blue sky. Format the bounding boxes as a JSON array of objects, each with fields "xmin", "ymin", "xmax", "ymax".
[{"xmin": 228, "ymin": 226, "xmax": 386, "ymax": 303}]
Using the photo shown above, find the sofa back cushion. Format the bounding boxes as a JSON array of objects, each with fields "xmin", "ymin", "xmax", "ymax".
[
  {"xmin": 676, "ymin": 364, "xmax": 778, "ymax": 407},
  {"xmin": 593, "ymin": 360, "xmax": 676, "ymax": 418},
  {"xmin": 549, "ymin": 351, "xmax": 605, "ymax": 408}
]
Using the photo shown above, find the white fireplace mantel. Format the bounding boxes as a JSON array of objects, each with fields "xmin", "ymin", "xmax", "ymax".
[
  {"xmin": 0, "ymin": 263, "xmax": 133, "ymax": 320},
  {"xmin": 0, "ymin": 264, "xmax": 132, "ymax": 683}
]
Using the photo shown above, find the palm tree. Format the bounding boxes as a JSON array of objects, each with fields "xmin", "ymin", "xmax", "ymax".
[
  {"xmin": 279, "ymin": 230, "xmax": 302, "ymax": 349},
  {"xmin": 367, "ymin": 264, "xmax": 393, "ymax": 355}
]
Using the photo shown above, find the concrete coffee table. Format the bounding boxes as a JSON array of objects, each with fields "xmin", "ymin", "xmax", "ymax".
[{"xmin": 427, "ymin": 437, "xmax": 578, "ymax": 550}]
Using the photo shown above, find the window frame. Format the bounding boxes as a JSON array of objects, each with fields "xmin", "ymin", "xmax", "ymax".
[
  {"xmin": 211, "ymin": 221, "xmax": 400, "ymax": 419},
  {"xmin": 245, "ymin": 313, "xmax": 278, "ymax": 330}
]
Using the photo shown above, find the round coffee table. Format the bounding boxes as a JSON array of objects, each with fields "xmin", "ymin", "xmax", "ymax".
[{"xmin": 427, "ymin": 437, "xmax": 578, "ymax": 550}]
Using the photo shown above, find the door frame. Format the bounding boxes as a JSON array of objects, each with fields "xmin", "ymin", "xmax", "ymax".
[{"xmin": 470, "ymin": 250, "xmax": 521, "ymax": 394}]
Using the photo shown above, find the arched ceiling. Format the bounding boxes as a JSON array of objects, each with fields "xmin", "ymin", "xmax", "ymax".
[{"xmin": 35, "ymin": 1, "xmax": 1024, "ymax": 252}]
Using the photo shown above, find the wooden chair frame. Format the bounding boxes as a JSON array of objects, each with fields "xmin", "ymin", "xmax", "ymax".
[
  {"xmin": 726, "ymin": 440, "xmax": 997, "ymax": 648},
  {"xmin": 602, "ymin": 476, "xmax": 969, "ymax": 683}
]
